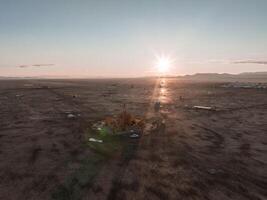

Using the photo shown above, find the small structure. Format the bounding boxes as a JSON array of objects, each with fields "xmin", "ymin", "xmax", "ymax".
[{"xmin": 92, "ymin": 104, "xmax": 144, "ymax": 137}]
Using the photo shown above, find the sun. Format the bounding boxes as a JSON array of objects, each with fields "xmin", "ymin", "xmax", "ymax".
[{"xmin": 155, "ymin": 56, "xmax": 171, "ymax": 73}]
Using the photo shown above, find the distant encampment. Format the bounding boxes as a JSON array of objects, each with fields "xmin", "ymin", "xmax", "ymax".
[{"xmin": 177, "ymin": 72, "xmax": 267, "ymax": 82}]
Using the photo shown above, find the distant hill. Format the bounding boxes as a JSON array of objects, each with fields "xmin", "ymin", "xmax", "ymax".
[
  {"xmin": 1, "ymin": 72, "xmax": 267, "ymax": 82},
  {"xmin": 177, "ymin": 72, "xmax": 267, "ymax": 82},
  {"xmin": 0, "ymin": 76, "xmax": 24, "ymax": 79},
  {"xmin": 0, "ymin": 75, "xmax": 70, "ymax": 80}
]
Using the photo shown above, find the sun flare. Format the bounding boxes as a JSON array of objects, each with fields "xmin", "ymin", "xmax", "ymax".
[{"xmin": 155, "ymin": 56, "xmax": 171, "ymax": 73}]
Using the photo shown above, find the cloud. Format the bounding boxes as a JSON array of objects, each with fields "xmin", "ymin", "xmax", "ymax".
[
  {"xmin": 232, "ymin": 60, "xmax": 267, "ymax": 65},
  {"xmin": 18, "ymin": 64, "xmax": 54, "ymax": 68},
  {"xmin": 18, "ymin": 65, "xmax": 28, "ymax": 68},
  {"xmin": 183, "ymin": 59, "xmax": 228, "ymax": 65},
  {"xmin": 184, "ymin": 59, "xmax": 267, "ymax": 65}
]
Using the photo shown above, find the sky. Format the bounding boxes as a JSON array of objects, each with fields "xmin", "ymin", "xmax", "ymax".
[{"xmin": 0, "ymin": 0, "xmax": 267, "ymax": 77}]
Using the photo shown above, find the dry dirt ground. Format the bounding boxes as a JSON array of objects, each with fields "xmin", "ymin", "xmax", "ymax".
[{"xmin": 0, "ymin": 78, "xmax": 266, "ymax": 200}]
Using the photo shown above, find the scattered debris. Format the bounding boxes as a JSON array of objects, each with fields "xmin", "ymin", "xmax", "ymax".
[
  {"xmin": 193, "ymin": 106, "xmax": 214, "ymax": 111},
  {"xmin": 67, "ymin": 114, "xmax": 76, "ymax": 118},
  {"xmin": 40, "ymin": 85, "xmax": 50, "ymax": 89},
  {"xmin": 221, "ymin": 82, "xmax": 267, "ymax": 89},
  {"xmin": 143, "ymin": 117, "xmax": 165, "ymax": 135},
  {"xmin": 128, "ymin": 129, "xmax": 141, "ymax": 138},
  {"xmin": 92, "ymin": 121, "xmax": 105, "ymax": 130},
  {"xmin": 208, "ymin": 168, "xmax": 217, "ymax": 175},
  {"xmin": 24, "ymin": 84, "xmax": 33, "ymax": 87},
  {"xmin": 54, "ymin": 98, "xmax": 62, "ymax": 101},
  {"xmin": 143, "ymin": 123, "xmax": 154, "ymax": 135},
  {"xmin": 154, "ymin": 101, "xmax": 161, "ymax": 112},
  {"xmin": 159, "ymin": 81, "xmax": 164, "ymax": 88},
  {"xmin": 129, "ymin": 133, "xmax": 140, "ymax": 138},
  {"xmin": 89, "ymin": 138, "xmax": 103, "ymax": 143},
  {"xmin": 208, "ymin": 168, "xmax": 224, "ymax": 175},
  {"xmin": 92, "ymin": 121, "xmax": 113, "ymax": 136}
]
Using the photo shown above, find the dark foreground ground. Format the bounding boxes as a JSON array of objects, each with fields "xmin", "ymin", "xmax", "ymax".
[{"xmin": 0, "ymin": 78, "xmax": 266, "ymax": 200}]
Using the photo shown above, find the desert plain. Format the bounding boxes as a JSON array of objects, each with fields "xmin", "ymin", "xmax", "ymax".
[{"xmin": 0, "ymin": 78, "xmax": 266, "ymax": 200}]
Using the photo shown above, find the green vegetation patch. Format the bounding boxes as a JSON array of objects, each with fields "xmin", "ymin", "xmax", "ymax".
[{"xmin": 52, "ymin": 126, "xmax": 139, "ymax": 200}]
